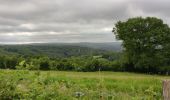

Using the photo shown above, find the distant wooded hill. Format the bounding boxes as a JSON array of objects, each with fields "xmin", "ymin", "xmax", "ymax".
[
  {"xmin": 0, "ymin": 42, "xmax": 122, "ymax": 57},
  {"xmin": 32, "ymin": 42, "xmax": 122, "ymax": 51},
  {"xmin": 65, "ymin": 42, "xmax": 122, "ymax": 51}
]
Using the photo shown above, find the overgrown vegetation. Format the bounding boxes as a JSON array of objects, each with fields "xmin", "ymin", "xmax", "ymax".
[{"xmin": 0, "ymin": 70, "xmax": 165, "ymax": 99}]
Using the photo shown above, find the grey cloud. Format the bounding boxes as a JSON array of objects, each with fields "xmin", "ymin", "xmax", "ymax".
[
  {"xmin": 0, "ymin": 0, "xmax": 169, "ymax": 43},
  {"xmin": 130, "ymin": 0, "xmax": 170, "ymax": 15}
]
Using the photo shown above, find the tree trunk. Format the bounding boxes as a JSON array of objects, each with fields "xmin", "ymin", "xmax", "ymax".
[{"xmin": 163, "ymin": 80, "xmax": 170, "ymax": 100}]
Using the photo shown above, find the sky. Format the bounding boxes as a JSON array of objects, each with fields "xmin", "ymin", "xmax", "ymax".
[{"xmin": 0, "ymin": 0, "xmax": 170, "ymax": 44}]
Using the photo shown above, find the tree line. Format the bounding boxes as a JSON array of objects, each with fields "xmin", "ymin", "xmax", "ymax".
[
  {"xmin": 0, "ymin": 51, "xmax": 170, "ymax": 74},
  {"xmin": 0, "ymin": 52, "xmax": 122, "ymax": 72}
]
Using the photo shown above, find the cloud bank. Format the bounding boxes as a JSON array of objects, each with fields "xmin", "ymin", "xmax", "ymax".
[{"xmin": 0, "ymin": 0, "xmax": 170, "ymax": 43}]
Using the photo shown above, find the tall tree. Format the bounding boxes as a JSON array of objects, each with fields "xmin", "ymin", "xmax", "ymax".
[{"xmin": 113, "ymin": 17, "xmax": 170, "ymax": 73}]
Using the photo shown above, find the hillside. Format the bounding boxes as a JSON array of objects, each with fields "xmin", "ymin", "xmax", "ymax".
[
  {"xmin": 0, "ymin": 42, "xmax": 121, "ymax": 57},
  {"xmin": 0, "ymin": 45, "xmax": 105, "ymax": 57},
  {"xmin": 75, "ymin": 42, "xmax": 122, "ymax": 51},
  {"xmin": 32, "ymin": 42, "xmax": 122, "ymax": 51}
]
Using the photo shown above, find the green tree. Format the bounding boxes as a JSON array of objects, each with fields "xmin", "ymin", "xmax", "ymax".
[
  {"xmin": 39, "ymin": 57, "xmax": 50, "ymax": 70},
  {"xmin": 113, "ymin": 17, "xmax": 170, "ymax": 73}
]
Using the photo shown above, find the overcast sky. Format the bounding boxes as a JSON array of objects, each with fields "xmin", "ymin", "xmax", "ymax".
[{"xmin": 0, "ymin": 0, "xmax": 170, "ymax": 44}]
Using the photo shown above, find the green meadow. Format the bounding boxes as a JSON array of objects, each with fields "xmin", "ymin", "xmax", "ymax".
[{"xmin": 0, "ymin": 70, "xmax": 169, "ymax": 100}]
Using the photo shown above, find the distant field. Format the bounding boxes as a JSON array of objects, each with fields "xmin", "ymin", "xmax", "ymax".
[{"xmin": 0, "ymin": 70, "xmax": 169, "ymax": 99}]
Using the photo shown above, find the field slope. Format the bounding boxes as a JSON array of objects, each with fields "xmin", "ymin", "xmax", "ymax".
[{"xmin": 0, "ymin": 70, "xmax": 169, "ymax": 99}]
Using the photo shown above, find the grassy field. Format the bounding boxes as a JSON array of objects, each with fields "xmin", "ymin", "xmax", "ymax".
[{"xmin": 0, "ymin": 70, "xmax": 169, "ymax": 100}]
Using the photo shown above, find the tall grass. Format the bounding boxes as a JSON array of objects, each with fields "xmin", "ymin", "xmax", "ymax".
[{"xmin": 0, "ymin": 69, "xmax": 168, "ymax": 99}]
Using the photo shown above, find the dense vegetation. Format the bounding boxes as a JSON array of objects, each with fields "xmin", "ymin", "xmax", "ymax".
[
  {"xmin": 0, "ymin": 41, "xmax": 170, "ymax": 74},
  {"xmin": 0, "ymin": 44, "xmax": 122, "ymax": 72},
  {"xmin": 0, "ymin": 44, "xmax": 108, "ymax": 57},
  {"xmin": 113, "ymin": 17, "xmax": 170, "ymax": 74},
  {"xmin": 0, "ymin": 70, "xmax": 166, "ymax": 99}
]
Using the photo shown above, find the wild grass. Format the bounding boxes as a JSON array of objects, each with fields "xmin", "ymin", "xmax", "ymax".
[{"xmin": 0, "ymin": 69, "xmax": 169, "ymax": 99}]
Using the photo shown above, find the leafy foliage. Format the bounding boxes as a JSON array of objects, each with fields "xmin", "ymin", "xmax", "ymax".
[
  {"xmin": 0, "ymin": 52, "xmax": 122, "ymax": 72},
  {"xmin": 113, "ymin": 17, "xmax": 170, "ymax": 73}
]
